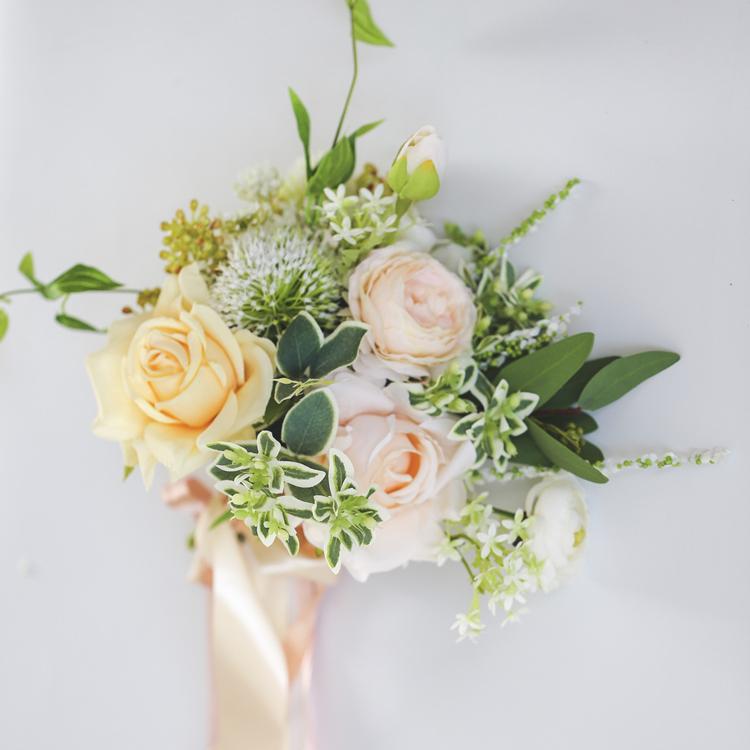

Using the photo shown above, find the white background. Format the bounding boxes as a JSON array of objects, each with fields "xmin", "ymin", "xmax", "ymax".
[{"xmin": 1, "ymin": 0, "xmax": 748, "ymax": 747}]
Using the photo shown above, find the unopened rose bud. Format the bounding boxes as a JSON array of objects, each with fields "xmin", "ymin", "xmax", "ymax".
[{"xmin": 387, "ymin": 125, "xmax": 445, "ymax": 201}]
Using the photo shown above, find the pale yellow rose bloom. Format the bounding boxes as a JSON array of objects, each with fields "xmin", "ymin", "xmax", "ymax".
[{"xmin": 86, "ymin": 264, "xmax": 275, "ymax": 485}]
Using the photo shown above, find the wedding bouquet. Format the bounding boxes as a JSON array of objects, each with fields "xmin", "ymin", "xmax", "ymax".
[{"xmin": 1, "ymin": 2, "xmax": 725, "ymax": 744}]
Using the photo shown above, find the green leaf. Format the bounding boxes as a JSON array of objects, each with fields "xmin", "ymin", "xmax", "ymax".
[
  {"xmin": 328, "ymin": 449, "xmax": 350, "ymax": 495},
  {"xmin": 578, "ymin": 351, "xmax": 680, "ymax": 411},
  {"xmin": 277, "ymin": 312, "xmax": 324, "ymax": 378},
  {"xmin": 307, "ymin": 137, "xmax": 356, "ymax": 195},
  {"xmin": 579, "ymin": 440, "xmax": 604, "ymax": 464},
  {"xmin": 351, "ymin": 0, "xmax": 394, "ymax": 46},
  {"xmin": 544, "ymin": 357, "xmax": 619, "ymax": 408},
  {"xmin": 54, "ymin": 313, "xmax": 102, "ymax": 332},
  {"xmin": 309, "ymin": 322, "xmax": 368, "ymax": 378},
  {"xmin": 350, "ymin": 119, "xmax": 384, "ymax": 139},
  {"xmin": 510, "ymin": 433, "xmax": 552, "ymax": 467},
  {"xmin": 18, "ymin": 252, "xmax": 41, "ymax": 289},
  {"xmin": 325, "ymin": 535, "xmax": 342, "ymax": 572},
  {"xmin": 0, "ymin": 308, "xmax": 8, "ymax": 342},
  {"xmin": 44, "ymin": 264, "xmax": 122, "ymax": 299},
  {"xmin": 538, "ymin": 411, "xmax": 598, "ymax": 434},
  {"xmin": 527, "ymin": 419, "xmax": 608, "ymax": 484},
  {"xmin": 498, "ymin": 333, "xmax": 595, "ymax": 407},
  {"xmin": 279, "ymin": 461, "xmax": 326, "ymax": 488},
  {"xmin": 122, "ymin": 464, "xmax": 135, "ymax": 481},
  {"xmin": 274, "ymin": 380, "xmax": 298, "ymax": 403},
  {"xmin": 281, "ymin": 389, "xmax": 339, "ymax": 456},
  {"xmin": 288, "ymin": 87, "xmax": 312, "ymax": 176},
  {"xmin": 209, "ymin": 510, "xmax": 233, "ymax": 530}
]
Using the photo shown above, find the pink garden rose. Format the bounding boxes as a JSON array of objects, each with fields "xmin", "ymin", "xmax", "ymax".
[
  {"xmin": 348, "ymin": 241, "xmax": 476, "ymax": 378},
  {"xmin": 304, "ymin": 373, "xmax": 476, "ymax": 581}
]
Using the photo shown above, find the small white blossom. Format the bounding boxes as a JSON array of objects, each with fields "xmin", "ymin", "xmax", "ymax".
[
  {"xmin": 329, "ymin": 215, "xmax": 366, "ymax": 246},
  {"xmin": 451, "ymin": 608, "xmax": 485, "ymax": 642}
]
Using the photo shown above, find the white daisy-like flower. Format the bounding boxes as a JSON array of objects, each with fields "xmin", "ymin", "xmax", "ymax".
[
  {"xmin": 322, "ymin": 185, "xmax": 358, "ymax": 217},
  {"xmin": 329, "ymin": 215, "xmax": 366, "ymax": 246},
  {"xmin": 359, "ymin": 183, "xmax": 396, "ymax": 214},
  {"xmin": 450, "ymin": 610, "xmax": 485, "ymax": 642},
  {"xmin": 476, "ymin": 522, "xmax": 504, "ymax": 559}
]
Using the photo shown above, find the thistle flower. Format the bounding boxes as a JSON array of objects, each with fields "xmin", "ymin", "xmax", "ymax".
[{"xmin": 210, "ymin": 228, "xmax": 342, "ymax": 338}]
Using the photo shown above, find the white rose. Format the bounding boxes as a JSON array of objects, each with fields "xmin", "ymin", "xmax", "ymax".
[
  {"xmin": 387, "ymin": 125, "xmax": 446, "ymax": 201},
  {"xmin": 303, "ymin": 373, "xmax": 476, "ymax": 581},
  {"xmin": 525, "ymin": 477, "xmax": 588, "ymax": 591}
]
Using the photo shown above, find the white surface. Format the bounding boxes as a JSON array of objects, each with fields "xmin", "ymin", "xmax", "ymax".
[{"xmin": 1, "ymin": 0, "xmax": 748, "ymax": 747}]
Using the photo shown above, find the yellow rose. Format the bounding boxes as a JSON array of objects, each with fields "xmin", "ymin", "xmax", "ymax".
[
  {"xmin": 87, "ymin": 264, "xmax": 275, "ymax": 485},
  {"xmin": 348, "ymin": 242, "xmax": 476, "ymax": 378}
]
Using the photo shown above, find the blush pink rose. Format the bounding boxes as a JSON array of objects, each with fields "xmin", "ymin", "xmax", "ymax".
[
  {"xmin": 304, "ymin": 373, "xmax": 476, "ymax": 581},
  {"xmin": 348, "ymin": 241, "xmax": 476, "ymax": 378}
]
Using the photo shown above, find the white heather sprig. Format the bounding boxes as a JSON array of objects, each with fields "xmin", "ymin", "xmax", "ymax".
[{"xmin": 210, "ymin": 228, "xmax": 342, "ymax": 337}]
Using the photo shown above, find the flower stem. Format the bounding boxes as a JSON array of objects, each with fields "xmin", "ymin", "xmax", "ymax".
[
  {"xmin": 331, "ymin": 8, "xmax": 359, "ymax": 147},
  {"xmin": 492, "ymin": 507, "xmax": 517, "ymax": 520}
]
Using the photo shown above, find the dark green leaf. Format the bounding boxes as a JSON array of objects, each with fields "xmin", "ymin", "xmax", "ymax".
[
  {"xmin": 511, "ymin": 432, "xmax": 552, "ymax": 467},
  {"xmin": 527, "ymin": 420, "xmax": 608, "ymax": 484},
  {"xmin": 281, "ymin": 389, "xmax": 338, "ymax": 456},
  {"xmin": 309, "ymin": 322, "xmax": 368, "ymax": 378},
  {"xmin": 498, "ymin": 333, "xmax": 594, "ymax": 406},
  {"xmin": 545, "ymin": 356, "xmax": 619, "ymax": 408},
  {"xmin": 54, "ymin": 313, "xmax": 102, "ymax": 332},
  {"xmin": 307, "ymin": 137, "xmax": 356, "ymax": 195},
  {"xmin": 44, "ymin": 264, "xmax": 122, "ymax": 299},
  {"xmin": 0, "ymin": 308, "xmax": 8, "ymax": 342},
  {"xmin": 288, "ymin": 87, "xmax": 312, "ymax": 175},
  {"xmin": 578, "ymin": 351, "xmax": 680, "ymax": 411},
  {"xmin": 274, "ymin": 380, "xmax": 298, "ymax": 403},
  {"xmin": 276, "ymin": 312, "xmax": 324, "ymax": 378},
  {"xmin": 351, "ymin": 0, "xmax": 394, "ymax": 46},
  {"xmin": 579, "ymin": 440, "xmax": 604, "ymax": 464}
]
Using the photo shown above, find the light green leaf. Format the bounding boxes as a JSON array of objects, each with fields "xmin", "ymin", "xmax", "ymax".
[
  {"xmin": 307, "ymin": 137, "xmax": 356, "ymax": 195},
  {"xmin": 44, "ymin": 264, "xmax": 122, "ymax": 299},
  {"xmin": 351, "ymin": 0, "xmax": 394, "ymax": 46},
  {"xmin": 0, "ymin": 308, "xmax": 8, "ymax": 341},
  {"xmin": 350, "ymin": 119, "xmax": 384, "ymax": 139},
  {"xmin": 309, "ymin": 321, "xmax": 368, "ymax": 378},
  {"xmin": 578, "ymin": 351, "xmax": 680, "ymax": 411},
  {"xmin": 527, "ymin": 420, "xmax": 608, "ymax": 484},
  {"xmin": 281, "ymin": 389, "xmax": 339, "ymax": 456},
  {"xmin": 18, "ymin": 252, "xmax": 41, "ymax": 288},
  {"xmin": 54, "ymin": 313, "xmax": 102, "ymax": 332},
  {"xmin": 276, "ymin": 312, "xmax": 324, "ymax": 378},
  {"xmin": 122, "ymin": 464, "xmax": 135, "ymax": 481},
  {"xmin": 279, "ymin": 461, "xmax": 326, "ymax": 488},
  {"xmin": 498, "ymin": 332, "xmax": 594, "ymax": 406},
  {"xmin": 545, "ymin": 356, "xmax": 619, "ymax": 408},
  {"xmin": 209, "ymin": 510, "xmax": 233, "ymax": 530},
  {"xmin": 288, "ymin": 87, "xmax": 312, "ymax": 176}
]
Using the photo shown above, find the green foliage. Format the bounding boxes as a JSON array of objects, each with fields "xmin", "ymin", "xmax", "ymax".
[
  {"xmin": 498, "ymin": 333, "xmax": 594, "ymax": 406},
  {"xmin": 208, "ymin": 431, "xmax": 326, "ymax": 555},
  {"xmin": 309, "ymin": 448, "xmax": 382, "ymax": 573},
  {"xmin": 276, "ymin": 312, "xmax": 368, "ymax": 395},
  {"xmin": 54, "ymin": 313, "xmax": 102, "ymax": 333},
  {"xmin": 545, "ymin": 356, "xmax": 619, "ymax": 408},
  {"xmin": 16, "ymin": 253, "xmax": 121, "ymax": 300},
  {"xmin": 288, "ymin": 87, "xmax": 312, "ymax": 176},
  {"xmin": 350, "ymin": 0, "xmax": 394, "ymax": 47},
  {"xmin": 450, "ymin": 378, "xmax": 539, "ymax": 474},
  {"xmin": 407, "ymin": 359, "xmax": 479, "ymax": 416},
  {"xmin": 527, "ymin": 420, "xmax": 608, "ymax": 484},
  {"xmin": 0, "ymin": 308, "xmax": 7, "ymax": 341},
  {"xmin": 579, "ymin": 351, "xmax": 680, "ymax": 410},
  {"xmin": 281, "ymin": 389, "xmax": 339, "ymax": 456}
]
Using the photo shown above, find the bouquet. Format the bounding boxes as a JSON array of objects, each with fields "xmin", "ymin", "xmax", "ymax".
[{"xmin": 0, "ymin": 1, "xmax": 724, "ymax": 746}]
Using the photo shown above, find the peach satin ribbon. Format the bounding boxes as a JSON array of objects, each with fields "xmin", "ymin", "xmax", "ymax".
[{"xmin": 164, "ymin": 479, "xmax": 334, "ymax": 750}]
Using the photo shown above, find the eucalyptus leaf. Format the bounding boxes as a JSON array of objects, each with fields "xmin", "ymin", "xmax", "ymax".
[
  {"xmin": 281, "ymin": 389, "xmax": 339, "ymax": 456},
  {"xmin": 578, "ymin": 351, "xmax": 680, "ymax": 411},
  {"xmin": 277, "ymin": 312, "xmax": 324, "ymax": 378},
  {"xmin": 309, "ymin": 322, "xmax": 368, "ymax": 378},
  {"xmin": 527, "ymin": 420, "xmax": 608, "ymax": 484},
  {"xmin": 288, "ymin": 87, "xmax": 312, "ymax": 175},
  {"xmin": 54, "ymin": 313, "xmax": 102, "ymax": 332},
  {"xmin": 545, "ymin": 356, "xmax": 619, "ymax": 408},
  {"xmin": 351, "ymin": 0, "xmax": 394, "ymax": 47},
  {"xmin": 498, "ymin": 333, "xmax": 594, "ymax": 406},
  {"xmin": 0, "ymin": 308, "xmax": 8, "ymax": 342}
]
